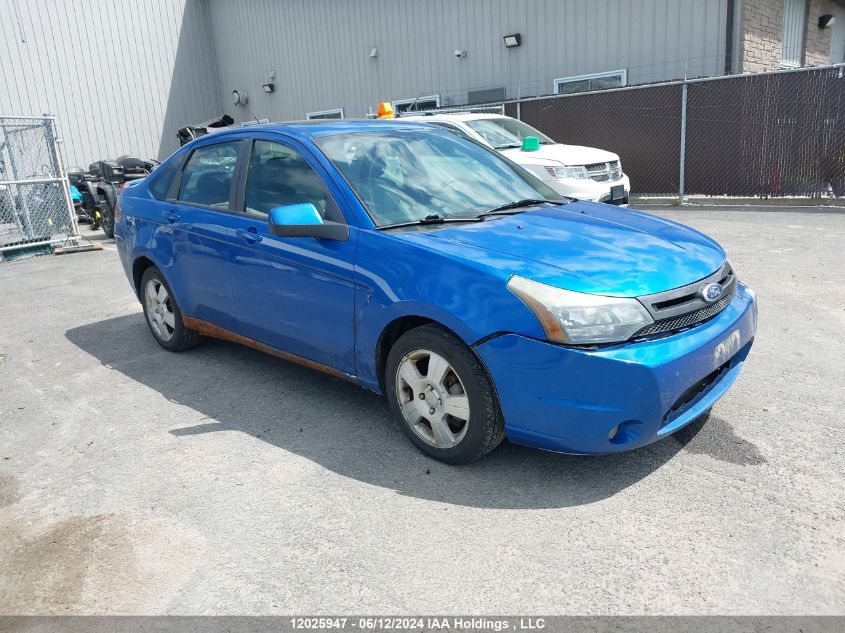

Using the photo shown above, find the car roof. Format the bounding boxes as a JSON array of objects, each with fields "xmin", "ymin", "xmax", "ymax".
[
  {"xmin": 210, "ymin": 118, "xmax": 441, "ymax": 141},
  {"xmin": 398, "ymin": 112, "xmax": 505, "ymax": 123}
]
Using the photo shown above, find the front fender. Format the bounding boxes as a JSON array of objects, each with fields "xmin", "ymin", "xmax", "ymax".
[
  {"xmin": 354, "ymin": 297, "xmax": 480, "ymax": 393},
  {"xmin": 352, "ymin": 230, "xmax": 546, "ymax": 393}
]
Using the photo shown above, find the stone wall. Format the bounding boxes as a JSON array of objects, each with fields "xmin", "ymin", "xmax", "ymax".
[
  {"xmin": 804, "ymin": 0, "xmax": 834, "ymax": 66},
  {"xmin": 738, "ymin": 0, "xmax": 835, "ymax": 72},
  {"xmin": 740, "ymin": 0, "xmax": 786, "ymax": 72}
]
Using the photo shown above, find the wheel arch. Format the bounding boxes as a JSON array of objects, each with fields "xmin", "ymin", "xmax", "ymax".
[
  {"xmin": 376, "ymin": 315, "xmax": 507, "ymax": 462},
  {"xmin": 132, "ymin": 255, "xmax": 157, "ymax": 299},
  {"xmin": 374, "ymin": 313, "xmax": 488, "ymax": 396}
]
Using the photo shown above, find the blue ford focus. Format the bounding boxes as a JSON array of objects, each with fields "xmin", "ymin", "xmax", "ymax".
[{"xmin": 115, "ymin": 120, "xmax": 757, "ymax": 464}]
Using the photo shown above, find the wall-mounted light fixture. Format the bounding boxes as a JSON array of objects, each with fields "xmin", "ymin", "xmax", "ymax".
[
  {"xmin": 503, "ymin": 33, "xmax": 521, "ymax": 48},
  {"xmin": 231, "ymin": 89, "xmax": 248, "ymax": 106},
  {"xmin": 454, "ymin": 49, "xmax": 467, "ymax": 59},
  {"xmin": 262, "ymin": 83, "xmax": 274, "ymax": 93},
  {"xmin": 818, "ymin": 14, "xmax": 835, "ymax": 29},
  {"xmin": 370, "ymin": 47, "xmax": 379, "ymax": 58}
]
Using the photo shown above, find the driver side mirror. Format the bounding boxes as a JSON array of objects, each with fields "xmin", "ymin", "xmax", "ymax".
[{"xmin": 267, "ymin": 203, "xmax": 349, "ymax": 241}]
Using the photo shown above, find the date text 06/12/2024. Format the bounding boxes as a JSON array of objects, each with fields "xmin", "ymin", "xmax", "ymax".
[{"xmin": 289, "ymin": 617, "xmax": 547, "ymax": 630}]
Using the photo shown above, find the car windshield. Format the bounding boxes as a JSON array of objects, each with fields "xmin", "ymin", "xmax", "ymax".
[
  {"xmin": 465, "ymin": 117, "xmax": 555, "ymax": 150},
  {"xmin": 316, "ymin": 128, "xmax": 559, "ymax": 227}
]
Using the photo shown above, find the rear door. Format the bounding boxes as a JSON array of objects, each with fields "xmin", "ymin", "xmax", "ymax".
[
  {"xmin": 225, "ymin": 135, "xmax": 359, "ymax": 375},
  {"xmin": 163, "ymin": 139, "xmax": 243, "ymax": 330}
]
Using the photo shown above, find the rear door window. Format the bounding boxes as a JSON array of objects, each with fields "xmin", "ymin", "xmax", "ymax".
[{"xmin": 177, "ymin": 141, "xmax": 240, "ymax": 209}]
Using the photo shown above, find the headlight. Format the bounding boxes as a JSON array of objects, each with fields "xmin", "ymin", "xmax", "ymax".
[
  {"xmin": 544, "ymin": 165, "xmax": 590, "ymax": 180},
  {"xmin": 507, "ymin": 275, "xmax": 654, "ymax": 344}
]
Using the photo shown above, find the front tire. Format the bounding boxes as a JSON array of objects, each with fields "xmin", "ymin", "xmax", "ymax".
[
  {"xmin": 140, "ymin": 267, "xmax": 201, "ymax": 351},
  {"xmin": 385, "ymin": 324, "xmax": 505, "ymax": 464}
]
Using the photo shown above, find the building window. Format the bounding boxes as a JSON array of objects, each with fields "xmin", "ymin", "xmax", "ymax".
[
  {"xmin": 553, "ymin": 70, "xmax": 627, "ymax": 95},
  {"xmin": 781, "ymin": 0, "xmax": 806, "ymax": 67},
  {"xmin": 392, "ymin": 95, "xmax": 441, "ymax": 113},
  {"xmin": 306, "ymin": 108, "xmax": 344, "ymax": 120},
  {"xmin": 468, "ymin": 87, "xmax": 506, "ymax": 105}
]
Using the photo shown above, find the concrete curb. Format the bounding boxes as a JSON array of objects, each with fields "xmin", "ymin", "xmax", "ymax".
[{"xmin": 631, "ymin": 195, "xmax": 845, "ymax": 209}]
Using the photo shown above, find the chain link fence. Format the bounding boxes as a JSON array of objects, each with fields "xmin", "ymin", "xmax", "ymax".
[
  {"xmin": 490, "ymin": 64, "xmax": 845, "ymax": 200},
  {"xmin": 407, "ymin": 104, "xmax": 505, "ymax": 116},
  {"xmin": 683, "ymin": 66, "xmax": 845, "ymax": 199},
  {"xmin": 504, "ymin": 84, "xmax": 683, "ymax": 196},
  {"xmin": 1, "ymin": 116, "xmax": 78, "ymax": 254}
]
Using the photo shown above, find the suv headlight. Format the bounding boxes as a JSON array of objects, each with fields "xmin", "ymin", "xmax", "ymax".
[
  {"xmin": 544, "ymin": 165, "xmax": 590, "ymax": 180},
  {"xmin": 507, "ymin": 275, "xmax": 653, "ymax": 344}
]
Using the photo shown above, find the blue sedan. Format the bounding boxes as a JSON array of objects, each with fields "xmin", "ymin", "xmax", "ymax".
[{"xmin": 115, "ymin": 119, "xmax": 757, "ymax": 463}]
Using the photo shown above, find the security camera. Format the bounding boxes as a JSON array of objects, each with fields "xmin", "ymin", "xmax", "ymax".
[{"xmin": 454, "ymin": 49, "xmax": 466, "ymax": 58}]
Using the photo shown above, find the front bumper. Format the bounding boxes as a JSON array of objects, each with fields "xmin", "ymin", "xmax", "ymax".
[
  {"xmin": 546, "ymin": 173, "xmax": 630, "ymax": 204},
  {"xmin": 474, "ymin": 282, "xmax": 757, "ymax": 454}
]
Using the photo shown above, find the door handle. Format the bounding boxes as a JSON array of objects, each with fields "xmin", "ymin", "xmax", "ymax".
[
  {"xmin": 165, "ymin": 210, "xmax": 180, "ymax": 224},
  {"xmin": 237, "ymin": 228, "xmax": 263, "ymax": 243}
]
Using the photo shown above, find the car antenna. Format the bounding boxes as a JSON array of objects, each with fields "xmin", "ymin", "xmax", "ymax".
[{"xmin": 245, "ymin": 105, "xmax": 261, "ymax": 124}]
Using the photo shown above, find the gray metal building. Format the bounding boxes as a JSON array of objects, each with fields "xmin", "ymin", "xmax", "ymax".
[
  {"xmin": 209, "ymin": 0, "xmax": 731, "ymax": 118},
  {"xmin": 1, "ymin": 0, "xmax": 221, "ymax": 168},
  {"xmin": 0, "ymin": 0, "xmax": 764, "ymax": 166}
]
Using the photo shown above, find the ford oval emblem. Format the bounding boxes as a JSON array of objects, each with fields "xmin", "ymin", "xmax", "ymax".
[{"xmin": 700, "ymin": 282, "xmax": 723, "ymax": 303}]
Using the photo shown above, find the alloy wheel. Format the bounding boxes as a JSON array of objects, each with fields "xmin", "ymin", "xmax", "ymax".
[
  {"xmin": 144, "ymin": 278, "xmax": 176, "ymax": 342},
  {"xmin": 395, "ymin": 349, "xmax": 470, "ymax": 448}
]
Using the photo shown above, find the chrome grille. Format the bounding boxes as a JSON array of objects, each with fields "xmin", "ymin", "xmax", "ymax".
[
  {"xmin": 585, "ymin": 160, "xmax": 622, "ymax": 182},
  {"xmin": 633, "ymin": 285, "xmax": 737, "ymax": 338},
  {"xmin": 632, "ymin": 262, "xmax": 737, "ymax": 339}
]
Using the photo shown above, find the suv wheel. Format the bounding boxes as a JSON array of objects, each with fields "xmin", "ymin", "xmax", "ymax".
[{"xmin": 385, "ymin": 324, "xmax": 505, "ymax": 464}]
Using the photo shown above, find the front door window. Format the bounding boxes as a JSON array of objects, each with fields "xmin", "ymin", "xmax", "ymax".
[{"xmin": 244, "ymin": 140, "xmax": 342, "ymax": 222}]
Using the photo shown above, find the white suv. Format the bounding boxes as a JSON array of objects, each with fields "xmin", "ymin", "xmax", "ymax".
[{"xmin": 400, "ymin": 112, "xmax": 630, "ymax": 205}]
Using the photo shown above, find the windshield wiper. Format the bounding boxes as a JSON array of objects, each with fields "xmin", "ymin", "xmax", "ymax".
[
  {"xmin": 494, "ymin": 143, "xmax": 523, "ymax": 149},
  {"xmin": 377, "ymin": 213, "xmax": 484, "ymax": 230},
  {"xmin": 477, "ymin": 198, "xmax": 567, "ymax": 218}
]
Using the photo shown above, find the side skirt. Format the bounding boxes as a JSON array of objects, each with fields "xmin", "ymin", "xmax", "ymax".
[{"xmin": 182, "ymin": 316, "xmax": 354, "ymax": 382}]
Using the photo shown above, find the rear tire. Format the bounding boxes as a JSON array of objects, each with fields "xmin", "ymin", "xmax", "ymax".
[
  {"xmin": 140, "ymin": 267, "xmax": 201, "ymax": 352},
  {"xmin": 385, "ymin": 324, "xmax": 505, "ymax": 464}
]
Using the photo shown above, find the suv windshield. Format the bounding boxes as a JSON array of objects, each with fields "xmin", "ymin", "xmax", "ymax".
[
  {"xmin": 316, "ymin": 129, "xmax": 559, "ymax": 227},
  {"xmin": 465, "ymin": 117, "xmax": 555, "ymax": 150}
]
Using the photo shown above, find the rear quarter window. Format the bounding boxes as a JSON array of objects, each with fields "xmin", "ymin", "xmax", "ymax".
[{"xmin": 147, "ymin": 157, "xmax": 182, "ymax": 200}]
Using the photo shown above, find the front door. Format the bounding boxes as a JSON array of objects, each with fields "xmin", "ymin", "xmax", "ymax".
[{"xmin": 227, "ymin": 138, "xmax": 358, "ymax": 375}]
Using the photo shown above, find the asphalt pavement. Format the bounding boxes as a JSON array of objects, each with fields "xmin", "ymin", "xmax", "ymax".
[{"xmin": 0, "ymin": 208, "xmax": 842, "ymax": 614}]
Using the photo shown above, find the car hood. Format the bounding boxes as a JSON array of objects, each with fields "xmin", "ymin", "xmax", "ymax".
[
  {"xmin": 499, "ymin": 143, "xmax": 619, "ymax": 166},
  {"xmin": 396, "ymin": 202, "xmax": 726, "ymax": 297}
]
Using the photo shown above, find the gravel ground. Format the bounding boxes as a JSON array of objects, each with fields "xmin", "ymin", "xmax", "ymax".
[{"xmin": 0, "ymin": 209, "xmax": 842, "ymax": 615}]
